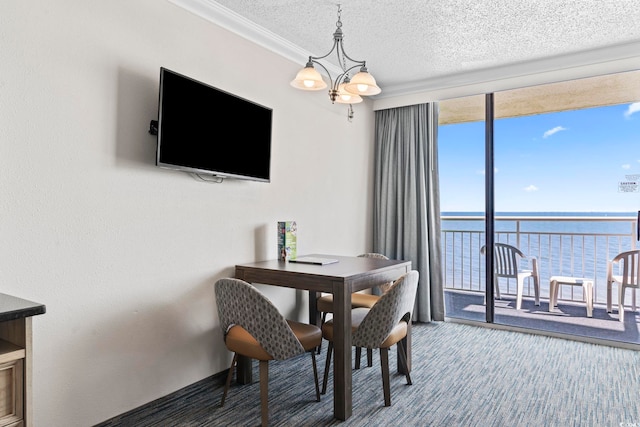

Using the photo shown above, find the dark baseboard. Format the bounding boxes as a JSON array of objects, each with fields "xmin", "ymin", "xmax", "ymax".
[{"xmin": 93, "ymin": 369, "xmax": 229, "ymax": 426}]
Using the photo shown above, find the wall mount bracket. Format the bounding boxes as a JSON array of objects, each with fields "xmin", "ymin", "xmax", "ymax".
[{"xmin": 148, "ymin": 120, "xmax": 158, "ymax": 135}]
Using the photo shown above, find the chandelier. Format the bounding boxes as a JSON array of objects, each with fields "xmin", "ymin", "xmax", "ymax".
[{"xmin": 290, "ymin": 5, "xmax": 381, "ymax": 116}]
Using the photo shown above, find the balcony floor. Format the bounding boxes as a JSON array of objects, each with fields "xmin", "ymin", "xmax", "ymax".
[{"xmin": 444, "ymin": 289, "xmax": 640, "ymax": 347}]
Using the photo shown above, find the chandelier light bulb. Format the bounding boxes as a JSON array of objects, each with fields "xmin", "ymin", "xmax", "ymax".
[
  {"xmin": 290, "ymin": 64, "xmax": 327, "ymax": 91},
  {"xmin": 345, "ymin": 68, "xmax": 381, "ymax": 96},
  {"xmin": 335, "ymin": 82, "xmax": 362, "ymax": 104}
]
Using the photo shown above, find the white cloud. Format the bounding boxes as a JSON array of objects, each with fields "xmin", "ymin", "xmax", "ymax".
[
  {"xmin": 624, "ymin": 102, "xmax": 640, "ymax": 118},
  {"xmin": 524, "ymin": 185, "xmax": 539, "ymax": 192},
  {"xmin": 543, "ymin": 126, "xmax": 567, "ymax": 138},
  {"xmin": 622, "ymin": 164, "xmax": 631, "ymax": 169}
]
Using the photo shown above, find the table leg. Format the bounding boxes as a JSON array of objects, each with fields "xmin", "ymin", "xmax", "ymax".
[
  {"xmin": 398, "ymin": 264, "xmax": 412, "ymax": 374},
  {"xmin": 309, "ymin": 291, "xmax": 320, "ymax": 327},
  {"xmin": 332, "ymin": 281, "xmax": 352, "ymax": 421},
  {"xmin": 398, "ymin": 321, "xmax": 412, "ymax": 374},
  {"xmin": 236, "ymin": 355, "xmax": 253, "ymax": 384},
  {"xmin": 549, "ymin": 280, "xmax": 558, "ymax": 311},
  {"xmin": 586, "ymin": 282, "xmax": 593, "ymax": 318}
]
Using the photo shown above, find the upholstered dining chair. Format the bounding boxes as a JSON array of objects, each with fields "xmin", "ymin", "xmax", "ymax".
[
  {"xmin": 606, "ymin": 249, "xmax": 640, "ymax": 322},
  {"xmin": 480, "ymin": 243, "xmax": 540, "ymax": 310},
  {"xmin": 316, "ymin": 252, "xmax": 392, "ymax": 363},
  {"xmin": 215, "ymin": 278, "xmax": 322, "ymax": 427},
  {"xmin": 321, "ymin": 270, "xmax": 419, "ymax": 407}
]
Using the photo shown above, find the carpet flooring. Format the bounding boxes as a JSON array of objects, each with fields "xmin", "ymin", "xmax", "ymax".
[{"xmin": 96, "ymin": 321, "xmax": 640, "ymax": 426}]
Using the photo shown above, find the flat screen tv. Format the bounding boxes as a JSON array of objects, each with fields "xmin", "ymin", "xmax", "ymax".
[{"xmin": 154, "ymin": 67, "xmax": 272, "ymax": 182}]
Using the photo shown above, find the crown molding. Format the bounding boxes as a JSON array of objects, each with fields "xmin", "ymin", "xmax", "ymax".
[
  {"xmin": 379, "ymin": 40, "xmax": 640, "ymax": 99},
  {"xmin": 167, "ymin": 0, "xmax": 343, "ymax": 76},
  {"xmin": 169, "ymin": 0, "xmax": 640, "ymax": 100}
]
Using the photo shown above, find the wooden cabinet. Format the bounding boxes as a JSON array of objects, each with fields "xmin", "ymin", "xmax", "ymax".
[
  {"xmin": 0, "ymin": 296, "xmax": 45, "ymax": 427},
  {"xmin": 0, "ymin": 358, "xmax": 24, "ymax": 426}
]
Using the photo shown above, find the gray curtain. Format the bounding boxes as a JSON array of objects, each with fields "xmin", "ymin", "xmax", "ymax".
[{"xmin": 373, "ymin": 103, "xmax": 444, "ymax": 322}]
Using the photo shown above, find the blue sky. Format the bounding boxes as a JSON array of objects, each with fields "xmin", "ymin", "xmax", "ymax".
[{"xmin": 438, "ymin": 102, "xmax": 640, "ymax": 212}]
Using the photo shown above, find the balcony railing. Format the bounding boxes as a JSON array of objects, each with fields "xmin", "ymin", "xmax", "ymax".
[{"xmin": 441, "ymin": 215, "xmax": 637, "ymax": 305}]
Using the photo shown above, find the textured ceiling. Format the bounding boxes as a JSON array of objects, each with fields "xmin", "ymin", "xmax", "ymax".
[{"xmin": 176, "ymin": 0, "xmax": 640, "ymax": 97}]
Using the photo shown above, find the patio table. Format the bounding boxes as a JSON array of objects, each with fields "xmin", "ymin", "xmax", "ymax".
[{"xmin": 549, "ymin": 276, "xmax": 594, "ymax": 317}]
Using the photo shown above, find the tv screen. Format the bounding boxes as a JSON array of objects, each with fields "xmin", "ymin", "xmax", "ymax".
[{"xmin": 155, "ymin": 67, "xmax": 272, "ymax": 182}]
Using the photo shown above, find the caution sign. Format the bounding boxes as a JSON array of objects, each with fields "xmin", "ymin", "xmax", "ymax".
[{"xmin": 618, "ymin": 181, "xmax": 640, "ymax": 192}]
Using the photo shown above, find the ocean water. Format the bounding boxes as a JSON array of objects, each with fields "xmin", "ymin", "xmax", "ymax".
[{"xmin": 440, "ymin": 212, "xmax": 638, "ymax": 303}]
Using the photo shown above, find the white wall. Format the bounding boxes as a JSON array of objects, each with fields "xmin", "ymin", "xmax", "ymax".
[{"xmin": 0, "ymin": 1, "xmax": 374, "ymax": 425}]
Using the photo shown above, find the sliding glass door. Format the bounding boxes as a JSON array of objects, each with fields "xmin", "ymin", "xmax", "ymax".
[
  {"xmin": 439, "ymin": 70, "xmax": 640, "ymax": 344},
  {"xmin": 438, "ymin": 94, "xmax": 488, "ymax": 322}
]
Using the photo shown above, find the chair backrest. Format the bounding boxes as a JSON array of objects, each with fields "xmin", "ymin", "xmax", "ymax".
[
  {"xmin": 353, "ymin": 270, "xmax": 419, "ymax": 348},
  {"xmin": 214, "ymin": 278, "xmax": 305, "ymax": 360},
  {"xmin": 481, "ymin": 243, "xmax": 525, "ymax": 279},
  {"xmin": 611, "ymin": 249, "xmax": 640, "ymax": 288}
]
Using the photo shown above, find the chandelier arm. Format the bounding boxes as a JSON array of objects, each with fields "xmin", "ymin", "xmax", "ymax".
[
  {"xmin": 309, "ymin": 59, "xmax": 335, "ymax": 88},
  {"xmin": 341, "ymin": 64, "xmax": 364, "ymax": 77},
  {"xmin": 337, "ymin": 43, "xmax": 366, "ymax": 68},
  {"xmin": 308, "ymin": 39, "xmax": 340, "ymax": 62},
  {"xmin": 334, "ymin": 64, "xmax": 365, "ymax": 89},
  {"xmin": 333, "ymin": 71, "xmax": 349, "ymax": 91}
]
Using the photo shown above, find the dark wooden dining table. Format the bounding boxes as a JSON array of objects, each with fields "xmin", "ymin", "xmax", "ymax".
[{"xmin": 235, "ymin": 254, "xmax": 412, "ymax": 421}]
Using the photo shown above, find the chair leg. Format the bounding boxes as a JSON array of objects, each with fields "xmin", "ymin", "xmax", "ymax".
[
  {"xmin": 321, "ymin": 342, "xmax": 333, "ymax": 395},
  {"xmin": 367, "ymin": 348, "xmax": 373, "ymax": 367},
  {"xmin": 220, "ymin": 353, "xmax": 237, "ymax": 407},
  {"xmin": 533, "ymin": 276, "xmax": 540, "ymax": 306},
  {"xmin": 355, "ymin": 347, "xmax": 361, "ymax": 369},
  {"xmin": 380, "ymin": 348, "xmax": 391, "ymax": 406},
  {"xmin": 516, "ymin": 278, "xmax": 524, "ymax": 310},
  {"xmin": 311, "ymin": 351, "xmax": 320, "ymax": 402},
  {"xmin": 317, "ymin": 312, "xmax": 327, "ymax": 355},
  {"xmin": 619, "ymin": 285, "xmax": 626, "ymax": 323},
  {"xmin": 259, "ymin": 360, "xmax": 269, "ymax": 427},
  {"xmin": 397, "ymin": 342, "xmax": 412, "ymax": 386},
  {"xmin": 396, "ymin": 339, "xmax": 408, "ymax": 374},
  {"xmin": 585, "ymin": 282, "xmax": 594, "ymax": 318}
]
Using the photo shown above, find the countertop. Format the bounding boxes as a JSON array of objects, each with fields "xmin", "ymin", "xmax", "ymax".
[{"xmin": 0, "ymin": 293, "xmax": 46, "ymax": 322}]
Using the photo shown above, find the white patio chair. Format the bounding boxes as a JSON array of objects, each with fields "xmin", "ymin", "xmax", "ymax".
[
  {"xmin": 481, "ymin": 243, "xmax": 540, "ymax": 310},
  {"xmin": 606, "ymin": 249, "xmax": 640, "ymax": 322}
]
